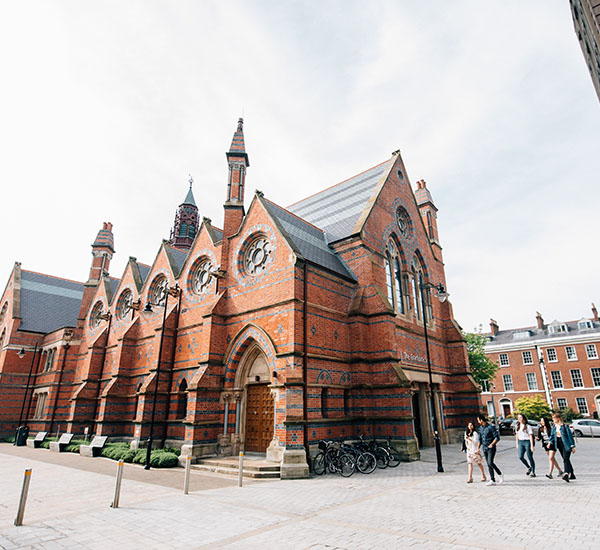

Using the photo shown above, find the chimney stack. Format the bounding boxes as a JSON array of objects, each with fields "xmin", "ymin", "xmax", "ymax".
[
  {"xmin": 593, "ymin": 303, "xmax": 599, "ymax": 322},
  {"xmin": 490, "ymin": 319, "xmax": 499, "ymax": 336},
  {"xmin": 536, "ymin": 311, "xmax": 544, "ymax": 330}
]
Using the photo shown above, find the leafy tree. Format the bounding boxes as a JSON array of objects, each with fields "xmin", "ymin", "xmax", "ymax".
[
  {"xmin": 553, "ymin": 406, "xmax": 582, "ymax": 423},
  {"xmin": 463, "ymin": 331, "xmax": 499, "ymax": 387},
  {"xmin": 513, "ymin": 395, "xmax": 551, "ymax": 420}
]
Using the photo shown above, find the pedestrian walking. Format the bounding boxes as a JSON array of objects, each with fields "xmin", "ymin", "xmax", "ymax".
[
  {"xmin": 477, "ymin": 414, "xmax": 503, "ymax": 486},
  {"xmin": 515, "ymin": 413, "xmax": 536, "ymax": 477},
  {"xmin": 464, "ymin": 422, "xmax": 486, "ymax": 483},
  {"xmin": 549, "ymin": 412, "xmax": 576, "ymax": 482},
  {"xmin": 537, "ymin": 416, "xmax": 563, "ymax": 479}
]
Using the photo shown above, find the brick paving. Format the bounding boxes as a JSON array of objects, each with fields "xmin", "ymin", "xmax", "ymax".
[{"xmin": 1, "ymin": 437, "xmax": 598, "ymax": 549}]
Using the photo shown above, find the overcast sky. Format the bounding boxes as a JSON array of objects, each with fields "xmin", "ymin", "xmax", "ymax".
[{"xmin": 1, "ymin": 1, "xmax": 599, "ymax": 333}]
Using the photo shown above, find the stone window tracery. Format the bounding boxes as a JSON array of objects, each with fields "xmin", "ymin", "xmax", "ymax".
[
  {"xmin": 191, "ymin": 258, "xmax": 213, "ymax": 295},
  {"xmin": 89, "ymin": 301, "xmax": 104, "ymax": 329},
  {"xmin": 244, "ymin": 235, "xmax": 272, "ymax": 277},
  {"xmin": 0, "ymin": 302, "xmax": 7, "ymax": 325},
  {"xmin": 396, "ymin": 206, "xmax": 413, "ymax": 240},
  {"xmin": 149, "ymin": 275, "xmax": 168, "ymax": 306},
  {"xmin": 384, "ymin": 240, "xmax": 405, "ymax": 314},
  {"xmin": 116, "ymin": 289, "xmax": 134, "ymax": 320}
]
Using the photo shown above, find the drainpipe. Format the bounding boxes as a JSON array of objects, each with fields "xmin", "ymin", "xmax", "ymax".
[
  {"xmin": 535, "ymin": 345, "xmax": 552, "ymax": 408},
  {"xmin": 302, "ymin": 261, "xmax": 310, "ymax": 466},
  {"xmin": 49, "ymin": 343, "xmax": 69, "ymax": 434},
  {"xmin": 162, "ymin": 288, "xmax": 182, "ymax": 447},
  {"xmin": 24, "ymin": 346, "xmax": 43, "ymax": 424},
  {"xmin": 17, "ymin": 343, "xmax": 39, "ymax": 428}
]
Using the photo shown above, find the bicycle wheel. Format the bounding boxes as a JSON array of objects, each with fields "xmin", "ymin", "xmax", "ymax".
[
  {"xmin": 387, "ymin": 449, "xmax": 401, "ymax": 468},
  {"xmin": 313, "ymin": 452, "xmax": 326, "ymax": 475},
  {"xmin": 338, "ymin": 453, "xmax": 356, "ymax": 477},
  {"xmin": 356, "ymin": 451, "xmax": 377, "ymax": 474},
  {"xmin": 374, "ymin": 447, "xmax": 389, "ymax": 469},
  {"xmin": 326, "ymin": 449, "xmax": 338, "ymax": 474}
]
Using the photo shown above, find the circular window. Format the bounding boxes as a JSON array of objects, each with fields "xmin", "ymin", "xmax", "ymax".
[
  {"xmin": 396, "ymin": 206, "xmax": 413, "ymax": 239},
  {"xmin": 244, "ymin": 236, "xmax": 272, "ymax": 276},
  {"xmin": 116, "ymin": 289, "xmax": 133, "ymax": 320},
  {"xmin": 191, "ymin": 259, "xmax": 213, "ymax": 295},
  {"xmin": 149, "ymin": 275, "xmax": 168, "ymax": 306},
  {"xmin": 89, "ymin": 301, "xmax": 104, "ymax": 329}
]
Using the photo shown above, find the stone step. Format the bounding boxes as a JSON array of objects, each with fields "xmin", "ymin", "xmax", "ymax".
[{"xmin": 191, "ymin": 457, "xmax": 281, "ymax": 479}]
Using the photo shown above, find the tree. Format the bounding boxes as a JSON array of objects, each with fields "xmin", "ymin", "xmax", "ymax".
[
  {"xmin": 553, "ymin": 406, "xmax": 582, "ymax": 423},
  {"xmin": 463, "ymin": 331, "xmax": 499, "ymax": 387},
  {"xmin": 513, "ymin": 395, "xmax": 551, "ymax": 420}
]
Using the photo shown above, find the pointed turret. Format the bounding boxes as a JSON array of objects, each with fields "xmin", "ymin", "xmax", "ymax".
[
  {"xmin": 414, "ymin": 180, "xmax": 440, "ymax": 245},
  {"xmin": 169, "ymin": 176, "xmax": 199, "ymax": 250},
  {"xmin": 223, "ymin": 118, "xmax": 249, "ymax": 239}
]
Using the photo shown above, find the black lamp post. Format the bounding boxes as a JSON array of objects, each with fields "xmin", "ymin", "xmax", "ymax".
[
  {"xmin": 144, "ymin": 284, "xmax": 180, "ymax": 470},
  {"xmin": 14, "ymin": 343, "xmax": 39, "ymax": 445},
  {"xmin": 418, "ymin": 278, "xmax": 449, "ymax": 473}
]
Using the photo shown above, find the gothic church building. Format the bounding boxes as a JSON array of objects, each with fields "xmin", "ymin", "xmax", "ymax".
[{"xmin": 0, "ymin": 120, "xmax": 479, "ymax": 477}]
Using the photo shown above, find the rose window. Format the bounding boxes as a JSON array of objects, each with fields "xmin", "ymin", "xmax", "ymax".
[
  {"xmin": 150, "ymin": 275, "xmax": 168, "ymax": 306},
  {"xmin": 89, "ymin": 301, "xmax": 104, "ymax": 329},
  {"xmin": 396, "ymin": 206, "xmax": 413, "ymax": 239},
  {"xmin": 244, "ymin": 236, "xmax": 272, "ymax": 276},
  {"xmin": 116, "ymin": 289, "xmax": 133, "ymax": 320},
  {"xmin": 192, "ymin": 260, "xmax": 213, "ymax": 295}
]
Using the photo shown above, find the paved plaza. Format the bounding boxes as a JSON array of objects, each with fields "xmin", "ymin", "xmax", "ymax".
[{"xmin": 1, "ymin": 438, "xmax": 598, "ymax": 550}]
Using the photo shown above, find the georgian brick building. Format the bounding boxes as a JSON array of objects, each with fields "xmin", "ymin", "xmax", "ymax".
[
  {"xmin": 0, "ymin": 119, "xmax": 479, "ymax": 477},
  {"xmin": 483, "ymin": 308, "xmax": 600, "ymax": 419}
]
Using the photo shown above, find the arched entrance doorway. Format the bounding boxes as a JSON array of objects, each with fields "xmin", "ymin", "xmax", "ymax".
[
  {"xmin": 498, "ymin": 398, "xmax": 512, "ymax": 417},
  {"xmin": 236, "ymin": 346, "xmax": 274, "ymax": 453}
]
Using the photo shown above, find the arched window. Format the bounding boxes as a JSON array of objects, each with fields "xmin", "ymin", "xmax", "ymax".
[
  {"xmin": 188, "ymin": 224, "xmax": 195, "ymax": 238},
  {"xmin": 0, "ymin": 302, "xmax": 7, "ymax": 324},
  {"xmin": 149, "ymin": 275, "xmax": 168, "ymax": 306},
  {"xmin": 321, "ymin": 388, "xmax": 328, "ymax": 418},
  {"xmin": 44, "ymin": 348, "xmax": 56, "ymax": 372},
  {"xmin": 179, "ymin": 222, "xmax": 188, "ymax": 236},
  {"xmin": 385, "ymin": 240, "xmax": 405, "ymax": 314},
  {"xmin": 177, "ymin": 379, "xmax": 188, "ymax": 419}
]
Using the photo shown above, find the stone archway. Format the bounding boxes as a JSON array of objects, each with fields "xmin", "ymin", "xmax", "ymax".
[{"xmin": 230, "ymin": 345, "xmax": 274, "ymax": 454}]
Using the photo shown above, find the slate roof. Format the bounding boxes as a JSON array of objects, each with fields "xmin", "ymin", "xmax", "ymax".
[
  {"xmin": 166, "ymin": 246, "xmax": 188, "ymax": 277},
  {"xmin": 212, "ymin": 228, "xmax": 223, "ymax": 242},
  {"xmin": 107, "ymin": 277, "xmax": 120, "ymax": 302},
  {"xmin": 487, "ymin": 320, "xmax": 600, "ymax": 346},
  {"xmin": 182, "ymin": 187, "xmax": 197, "ymax": 207},
  {"xmin": 288, "ymin": 158, "xmax": 394, "ymax": 243},
  {"xmin": 138, "ymin": 263, "xmax": 151, "ymax": 285},
  {"xmin": 19, "ymin": 271, "xmax": 84, "ymax": 333},
  {"xmin": 262, "ymin": 198, "xmax": 356, "ymax": 281}
]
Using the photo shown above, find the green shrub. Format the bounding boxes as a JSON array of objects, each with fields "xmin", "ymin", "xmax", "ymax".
[
  {"xmin": 100, "ymin": 442, "xmax": 131, "ymax": 460},
  {"xmin": 121, "ymin": 449, "xmax": 136, "ymax": 463},
  {"xmin": 39, "ymin": 436, "xmax": 58, "ymax": 449},
  {"xmin": 162, "ymin": 446, "xmax": 181, "ymax": 457},
  {"xmin": 150, "ymin": 451, "xmax": 179, "ymax": 468},
  {"xmin": 1, "ymin": 435, "xmax": 16, "ymax": 443},
  {"xmin": 65, "ymin": 439, "xmax": 86, "ymax": 453}
]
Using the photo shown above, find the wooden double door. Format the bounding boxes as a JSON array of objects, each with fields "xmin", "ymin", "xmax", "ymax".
[{"xmin": 244, "ymin": 383, "xmax": 274, "ymax": 452}]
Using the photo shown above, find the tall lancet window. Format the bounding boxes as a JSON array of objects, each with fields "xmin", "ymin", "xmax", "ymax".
[{"xmin": 385, "ymin": 240, "xmax": 405, "ymax": 314}]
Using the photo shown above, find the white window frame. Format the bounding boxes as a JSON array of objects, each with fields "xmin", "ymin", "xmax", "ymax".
[
  {"xmin": 576, "ymin": 397, "xmax": 589, "ymax": 415},
  {"xmin": 585, "ymin": 344, "xmax": 598, "ymax": 360},
  {"xmin": 546, "ymin": 348, "xmax": 558, "ymax": 362},
  {"xmin": 522, "ymin": 351, "xmax": 534, "ymax": 365},
  {"xmin": 591, "ymin": 368, "xmax": 600, "ymax": 387},
  {"xmin": 578, "ymin": 320, "xmax": 593, "ymax": 330},
  {"xmin": 526, "ymin": 372, "xmax": 538, "ymax": 390},
  {"xmin": 570, "ymin": 369, "xmax": 584, "ymax": 388},
  {"xmin": 499, "ymin": 353, "xmax": 509, "ymax": 367},
  {"xmin": 550, "ymin": 370, "xmax": 564, "ymax": 389},
  {"xmin": 502, "ymin": 374, "xmax": 513, "ymax": 391},
  {"xmin": 565, "ymin": 346, "xmax": 578, "ymax": 361},
  {"xmin": 556, "ymin": 397, "xmax": 568, "ymax": 410}
]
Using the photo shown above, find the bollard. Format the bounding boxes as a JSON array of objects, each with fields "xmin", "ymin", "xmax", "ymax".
[
  {"xmin": 14, "ymin": 469, "xmax": 32, "ymax": 526},
  {"xmin": 110, "ymin": 460, "xmax": 124, "ymax": 508},
  {"xmin": 238, "ymin": 452, "xmax": 244, "ymax": 487},
  {"xmin": 183, "ymin": 455, "xmax": 191, "ymax": 494}
]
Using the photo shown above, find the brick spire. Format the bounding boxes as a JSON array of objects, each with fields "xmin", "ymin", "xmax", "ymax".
[{"xmin": 223, "ymin": 118, "xmax": 249, "ymax": 241}]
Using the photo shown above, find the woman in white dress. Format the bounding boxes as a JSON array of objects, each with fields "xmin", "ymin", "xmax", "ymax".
[{"xmin": 464, "ymin": 422, "xmax": 486, "ymax": 483}]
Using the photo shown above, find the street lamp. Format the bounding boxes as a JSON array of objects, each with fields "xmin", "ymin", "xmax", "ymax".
[
  {"xmin": 14, "ymin": 343, "xmax": 40, "ymax": 445},
  {"xmin": 418, "ymin": 279, "xmax": 448, "ymax": 473},
  {"xmin": 144, "ymin": 283, "xmax": 180, "ymax": 470}
]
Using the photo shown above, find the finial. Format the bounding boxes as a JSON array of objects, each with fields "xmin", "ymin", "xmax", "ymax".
[
  {"xmin": 237, "ymin": 118, "xmax": 244, "ymax": 131},
  {"xmin": 188, "ymin": 174, "xmax": 193, "ymax": 189}
]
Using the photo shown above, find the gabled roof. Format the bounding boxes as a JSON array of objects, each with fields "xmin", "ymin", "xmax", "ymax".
[
  {"xmin": 288, "ymin": 158, "xmax": 395, "ymax": 243},
  {"xmin": 164, "ymin": 244, "xmax": 188, "ymax": 278},
  {"xmin": 261, "ymin": 198, "xmax": 356, "ymax": 281},
  {"xmin": 138, "ymin": 263, "xmax": 151, "ymax": 285},
  {"xmin": 106, "ymin": 277, "xmax": 120, "ymax": 303},
  {"xmin": 19, "ymin": 271, "xmax": 84, "ymax": 333}
]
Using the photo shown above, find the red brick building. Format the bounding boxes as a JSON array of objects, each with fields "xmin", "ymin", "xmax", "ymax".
[
  {"xmin": 0, "ymin": 120, "xmax": 478, "ymax": 476},
  {"xmin": 483, "ymin": 308, "xmax": 600, "ymax": 419}
]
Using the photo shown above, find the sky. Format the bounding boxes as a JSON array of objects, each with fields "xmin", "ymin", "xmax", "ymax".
[{"xmin": 1, "ymin": 1, "xmax": 599, "ymax": 333}]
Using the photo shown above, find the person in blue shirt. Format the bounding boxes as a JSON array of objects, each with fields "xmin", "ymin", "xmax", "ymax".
[
  {"xmin": 549, "ymin": 412, "xmax": 576, "ymax": 482},
  {"xmin": 477, "ymin": 414, "xmax": 504, "ymax": 485}
]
